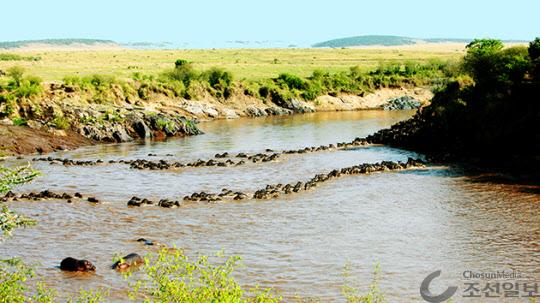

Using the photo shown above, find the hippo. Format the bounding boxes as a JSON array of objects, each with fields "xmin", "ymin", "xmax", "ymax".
[
  {"xmin": 112, "ymin": 253, "xmax": 144, "ymax": 270},
  {"xmin": 60, "ymin": 257, "xmax": 96, "ymax": 272}
]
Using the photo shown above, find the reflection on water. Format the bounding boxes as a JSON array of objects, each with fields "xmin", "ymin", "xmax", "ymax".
[{"xmin": 1, "ymin": 110, "xmax": 539, "ymax": 302}]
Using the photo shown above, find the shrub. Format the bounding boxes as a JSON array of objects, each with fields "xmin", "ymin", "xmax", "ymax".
[
  {"xmin": 137, "ymin": 83, "xmax": 151, "ymax": 100},
  {"xmin": 51, "ymin": 116, "xmax": 70, "ymax": 130},
  {"xmin": 11, "ymin": 117, "xmax": 27, "ymax": 126},
  {"xmin": 15, "ymin": 76, "xmax": 42, "ymax": 98},
  {"xmin": 258, "ymin": 81, "xmax": 277, "ymax": 99},
  {"xmin": 163, "ymin": 60, "xmax": 198, "ymax": 86},
  {"xmin": 87, "ymin": 74, "xmax": 117, "ymax": 89},
  {"xmin": 276, "ymin": 73, "xmax": 307, "ymax": 90},
  {"xmin": 174, "ymin": 59, "xmax": 190, "ymax": 68},
  {"xmin": 0, "ymin": 54, "xmax": 40, "ymax": 62},
  {"xmin": 127, "ymin": 248, "xmax": 281, "ymax": 303},
  {"xmin": 6, "ymin": 66, "xmax": 24, "ymax": 88},
  {"xmin": 0, "ymin": 165, "xmax": 39, "ymax": 237},
  {"xmin": 342, "ymin": 263, "xmax": 386, "ymax": 303},
  {"xmin": 529, "ymin": 37, "xmax": 540, "ymax": 61},
  {"xmin": 269, "ymin": 86, "xmax": 294, "ymax": 104},
  {"xmin": 0, "ymin": 95, "xmax": 16, "ymax": 117},
  {"xmin": 201, "ymin": 67, "xmax": 233, "ymax": 88},
  {"xmin": 0, "ymin": 207, "xmax": 36, "ymax": 238},
  {"xmin": 242, "ymin": 81, "xmax": 261, "ymax": 98},
  {"xmin": 200, "ymin": 67, "xmax": 234, "ymax": 99},
  {"xmin": 62, "ymin": 75, "xmax": 84, "ymax": 87},
  {"xmin": 301, "ymin": 82, "xmax": 323, "ymax": 100}
]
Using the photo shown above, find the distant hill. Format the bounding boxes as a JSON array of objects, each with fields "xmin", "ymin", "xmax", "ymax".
[
  {"xmin": 313, "ymin": 35, "xmax": 528, "ymax": 48},
  {"xmin": 0, "ymin": 39, "xmax": 118, "ymax": 49},
  {"xmin": 313, "ymin": 35, "xmax": 419, "ymax": 48}
]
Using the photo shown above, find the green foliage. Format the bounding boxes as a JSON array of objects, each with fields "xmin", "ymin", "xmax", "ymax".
[
  {"xmin": 464, "ymin": 39, "xmax": 530, "ymax": 89},
  {"xmin": 0, "ymin": 258, "xmax": 36, "ymax": 303},
  {"xmin": 15, "ymin": 76, "xmax": 43, "ymax": 98},
  {"xmin": 6, "ymin": 66, "xmax": 25, "ymax": 87},
  {"xmin": 0, "ymin": 54, "xmax": 41, "ymax": 61},
  {"xmin": 201, "ymin": 67, "xmax": 233, "ymax": 88},
  {"xmin": 127, "ymin": 248, "xmax": 282, "ymax": 303},
  {"xmin": 0, "ymin": 95, "xmax": 16, "ymax": 118},
  {"xmin": 463, "ymin": 39, "xmax": 506, "ymax": 86},
  {"xmin": 242, "ymin": 81, "xmax": 261, "ymax": 98},
  {"xmin": 174, "ymin": 59, "xmax": 190, "ymax": 68},
  {"xmin": 342, "ymin": 263, "xmax": 386, "ymax": 303},
  {"xmin": 11, "ymin": 117, "xmax": 27, "ymax": 126},
  {"xmin": 155, "ymin": 118, "xmax": 175, "ymax": 132},
  {"xmin": 0, "ymin": 165, "xmax": 40, "ymax": 194},
  {"xmin": 163, "ymin": 60, "xmax": 198, "ymax": 86},
  {"xmin": 0, "ymin": 259, "xmax": 104, "ymax": 303},
  {"xmin": 51, "ymin": 116, "xmax": 71, "ymax": 130},
  {"xmin": 62, "ymin": 74, "xmax": 118, "ymax": 103},
  {"xmin": 276, "ymin": 73, "xmax": 307, "ymax": 90},
  {"xmin": 529, "ymin": 37, "xmax": 540, "ymax": 60},
  {"xmin": 466, "ymin": 39, "xmax": 504, "ymax": 56},
  {"xmin": 0, "ymin": 206, "xmax": 36, "ymax": 237},
  {"xmin": 0, "ymin": 165, "xmax": 39, "ymax": 237},
  {"xmin": 301, "ymin": 82, "xmax": 323, "ymax": 101},
  {"xmin": 200, "ymin": 67, "xmax": 234, "ymax": 98},
  {"xmin": 0, "ymin": 247, "xmax": 391, "ymax": 302},
  {"xmin": 375, "ymin": 38, "xmax": 540, "ymax": 173}
]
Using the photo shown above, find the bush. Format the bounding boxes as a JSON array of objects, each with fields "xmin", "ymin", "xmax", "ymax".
[
  {"xmin": 0, "ymin": 54, "xmax": 40, "ymax": 62},
  {"xmin": 6, "ymin": 66, "xmax": 24, "ymax": 88},
  {"xmin": 174, "ymin": 59, "xmax": 190, "ymax": 68},
  {"xmin": 51, "ymin": 116, "xmax": 70, "ymax": 130},
  {"xmin": 0, "ymin": 165, "xmax": 39, "ymax": 237},
  {"xmin": 301, "ymin": 82, "xmax": 323, "ymax": 101},
  {"xmin": 201, "ymin": 67, "xmax": 234, "ymax": 99},
  {"xmin": 15, "ymin": 76, "xmax": 42, "ymax": 98},
  {"xmin": 342, "ymin": 263, "xmax": 386, "ymax": 303},
  {"xmin": 276, "ymin": 73, "xmax": 307, "ymax": 90},
  {"xmin": 269, "ymin": 86, "xmax": 294, "ymax": 104},
  {"xmin": 11, "ymin": 117, "xmax": 27, "ymax": 126},
  {"xmin": 87, "ymin": 74, "xmax": 117, "ymax": 89},
  {"xmin": 163, "ymin": 60, "xmax": 198, "ymax": 86},
  {"xmin": 242, "ymin": 81, "xmax": 261, "ymax": 98},
  {"xmin": 127, "ymin": 248, "xmax": 282, "ymax": 302}
]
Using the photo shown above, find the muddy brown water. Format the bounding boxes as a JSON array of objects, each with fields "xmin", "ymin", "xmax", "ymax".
[{"xmin": 1, "ymin": 111, "xmax": 539, "ymax": 302}]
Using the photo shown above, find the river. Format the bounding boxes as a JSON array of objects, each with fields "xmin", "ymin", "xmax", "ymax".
[{"xmin": 1, "ymin": 110, "xmax": 539, "ymax": 302}]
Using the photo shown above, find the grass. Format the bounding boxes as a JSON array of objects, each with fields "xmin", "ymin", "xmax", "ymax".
[{"xmin": 0, "ymin": 47, "xmax": 464, "ymax": 82}]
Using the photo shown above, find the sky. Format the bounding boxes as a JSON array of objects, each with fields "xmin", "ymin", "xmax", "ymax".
[{"xmin": 1, "ymin": 0, "xmax": 539, "ymax": 48}]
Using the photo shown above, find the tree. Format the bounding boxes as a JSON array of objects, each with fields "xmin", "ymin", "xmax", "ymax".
[
  {"xmin": 465, "ymin": 39, "xmax": 504, "ymax": 55},
  {"xmin": 529, "ymin": 37, "xmax": 540, "ymax": 80},
  {"xmin": 528, "ymin": 37, "xmax": 540, "ymax": 61},
  {"xmin": 463, "ymin": 39, "xmax": 504, "ymax": 86}
]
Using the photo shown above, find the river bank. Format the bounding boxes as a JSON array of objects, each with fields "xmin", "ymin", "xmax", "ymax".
[{"xmin": 0, "ymin": 86, "xmax": 432, "ymax": 156}]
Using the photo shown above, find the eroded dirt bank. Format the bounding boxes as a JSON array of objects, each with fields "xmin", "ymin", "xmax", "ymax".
[{"xmin": 0, "ymin": 86, "xmax": 432, "ymax": 156}]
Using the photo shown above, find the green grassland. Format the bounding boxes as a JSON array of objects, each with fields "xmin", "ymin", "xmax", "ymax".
[{"xmin": 0, "ymin": 47, "xmax": 464, "ymax": 82}]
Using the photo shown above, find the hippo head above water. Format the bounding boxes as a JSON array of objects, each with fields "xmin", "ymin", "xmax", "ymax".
[
  {"xmin": 60, "ymin": 257, "xmax": 96, "ymax": 272},
  {"xmin": 112, "ymin": 253, "xmax": 143, "ymax": 271}
]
